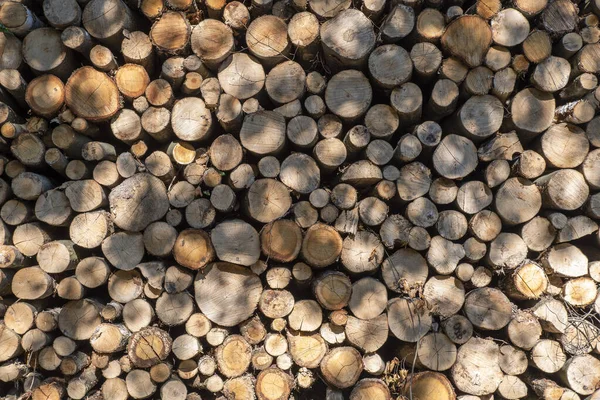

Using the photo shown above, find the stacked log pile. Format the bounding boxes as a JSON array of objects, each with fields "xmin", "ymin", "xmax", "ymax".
[{"xmin": 1, "ymin": 0, "xmax": 600, "ymax": 398}]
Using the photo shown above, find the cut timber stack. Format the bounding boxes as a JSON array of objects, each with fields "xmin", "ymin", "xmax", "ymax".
[{"xmin": 1, "ymin": 0, "xmax": 600, "ymax": 399}]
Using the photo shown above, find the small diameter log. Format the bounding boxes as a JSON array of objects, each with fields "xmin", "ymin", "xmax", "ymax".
[{"xmin": 90, "ymin": 45, "xmax": 117, "ymax": 71}]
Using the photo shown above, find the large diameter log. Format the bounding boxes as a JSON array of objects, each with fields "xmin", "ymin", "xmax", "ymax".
[
  {"xmin": 195, "ymin": 262, "xmax": 262, "ymax": 327},
  {"xmin": 451, "ymin": 338, "xmax": 503, "ymax": 396},
  {"xmin": 256, "ymin": 367, "xmax": 293, "ymax": 400},
  {"xmin": 82, "ymin": 0, "xmax": 140, "ymax": 49},
  {"xmin": 320, "ymin": 9, "xmax": 375, "ymax": 72},
  {"xmin": 173, "ymin": 229, "xmax": 214, "ymax": 270},
  {"xmin": 171, "ymin": 97, "xmax": 213, "ymax": 142},
  {"xmin": 441, "ymin": 16, "xmax": 492, "ymax": 67},
  {"xmin": 325, "ymin": 70, "xmax": 372, "ymax": 122},
  {"xmin": 12, "ymin": 267, "xmax": 55, "ymax": 299},
  {"xmin": 191, "ymin": 20, "xmax": 234, "ymax": 69},
  {"xmin": 401, "ymin": 372, "xmax": 455, "ymax": 400},
  {"xmin": 261, "ymin": 220, "xmax": 302, "ymax": 262},
  {"xmin": 510, "ymin": 88, "xmax": 555, "ymax": 141},
  {"xmin": 387, "ymin": 298, "xmax": 431, "ymax": 342},
  {"xmin": 464, "ymin": 287, "xmax": 512, "ymax": 330},
  {"xmin": 0, "ymin": 33, "xmax": 22, "ymax": 71},
  {"xmin": 65, "ymin": 67, "xmax": 121, "ymax": 122},
  {"xmin": 240, "ymin": 111, "xmax": 286, "ymax": 156},
  {"xmin": 432, "ymin": 134, "xmax": 478, "ymax": 179},
  {"xmin": 109, "ymin": 173, "xmax": 169, "ymax": 231},
  {"xmin": 245, "ymin": 179, "xmax": 291, "ymax": 223},
  {"xmin": 301, "ymin": 223, "xmax": 342, "ymax": 268},
  {"xmin": 127, "ymin": 327, "xmax": 172, "ymax": 368},
  {"xmin": 218, "ymin": 54, "xmax": 265, "ymax": 100},
  {"xmin": 25, "ymin": 74, "xmax": 65, "ymax": 118},
  {"xmin": 23, "ymin": 28, "xmax": 76, "ymax": 81},
  {"xmin": 320, "ymin": 347, "xmax": 362, "ymax": 389},
  {"xmin": 535, "ymin": 170, "xmax": 589, "ymax": 210},
  {"xmin": 211, "ymin": 219, "xmax": 259, "ymax": 266},
  {"xmin": 495, "ymin": 177, "xmax": 542, "ymax": 225},
  {"xmin": 58, "ymin": 299, "xmax": 101, "ymax": 340},
  {"xmin": 246, "ymin": 15, "xmax": 290, "ymax": 68}
]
